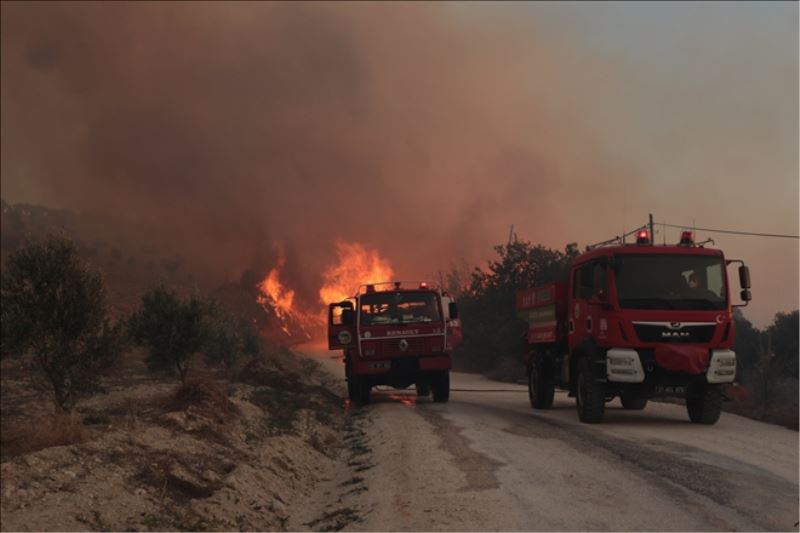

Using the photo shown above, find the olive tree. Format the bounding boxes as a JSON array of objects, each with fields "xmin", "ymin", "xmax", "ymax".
[
  {"xmin": 1, "ymin": 234, "xmax": 124, "ymax": 411},
  {"xmin": 128, "ymin": 286, "xmax": 210, "ymax": 382},
  {"xmin": 203, "ymin": 305, "xmax": 243, "ymax": 370}
]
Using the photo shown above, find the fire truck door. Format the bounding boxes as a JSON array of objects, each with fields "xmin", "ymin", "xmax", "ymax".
[
  {"xmin": 328, "ymin": 301, "xmax": 356, "ymax": 350},
  {"xmin": 569, "ymin": 261, "xmax": 606, "ymax": 350}
]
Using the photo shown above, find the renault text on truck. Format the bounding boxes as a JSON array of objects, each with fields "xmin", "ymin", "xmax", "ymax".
[
  {"xmin": 328, "ymin": 281, "xmax": 462, "ymax": 405},
  {"xmin": 517, "ymin": 229, "xmax": 752, "ymax": 424}
]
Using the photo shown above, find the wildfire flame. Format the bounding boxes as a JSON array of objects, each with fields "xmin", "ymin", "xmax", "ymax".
[
  {"xmin": 257, "ymin": 246, "xmax": 304, "ymax": 337},
  {"xmin": 319, "ymin": 241, "xmax": 394, "ymax": 304},
  {"xmin": 256, "ymin": 240, "xmax": 393, "ymax": 341},
  {"xmin": 258, "ymin": 264, "xmax": 295, "ymax": 321}
]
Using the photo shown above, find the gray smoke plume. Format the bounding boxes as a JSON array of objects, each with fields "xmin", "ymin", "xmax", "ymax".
[{"xmin": 2, "ymin": 2, "xmax": 796, "ymax": 324}]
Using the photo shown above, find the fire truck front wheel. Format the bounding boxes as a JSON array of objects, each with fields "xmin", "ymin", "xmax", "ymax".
[
  {"xmin": 351, "ymin": 379, "xmax": 370, "ymax": 405},
  {"xmin": 431, "ymin": 371, "xmax": 450, "ymax": 403},
  {"xmin": 686, "ymin": 384, "xmax": 723, "ymax": 424},
  {"xmin": 528, "ymin": 359, "xmax": 555, "ymax": 409},
  {"xmin": 576, "ymin": 358, "xmax": 605, "ymax": 423},
  {"xmin": 346, "ymin": 360, "xmax": 371, "ymax": 405}
]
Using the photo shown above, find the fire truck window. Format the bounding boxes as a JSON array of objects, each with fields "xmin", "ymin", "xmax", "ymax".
[
  {"xmin": 331, "ymin": 306, "xmax": 343, "ymax": 326},
  {"xmin": 592, "ymin": 263, "xmax": 607, "ymax": 298},
  {"xmin": 576, "ymin": 263, "xmax": 594, "ymax": 300},
  {"xmin": 615, "ymin": 254, "xmax": 727, "ymax": 310},
  {"xmin": 706, "ymin": 264, "xmax": 724, "ymax": 297},
  {"xmin": 359, "ymin": 292, "xmax": 441, "ymax": 324}
]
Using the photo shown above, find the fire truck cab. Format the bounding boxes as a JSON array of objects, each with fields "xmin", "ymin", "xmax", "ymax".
[
  {"xmin": 328, "ymin": 281, "xmax": 461, "ymax": 404},
  {"xmin": 518, "ymin": 230, "xmax": 752, "ymax": 424}
]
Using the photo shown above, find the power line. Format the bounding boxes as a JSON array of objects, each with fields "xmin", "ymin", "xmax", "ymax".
[{"xmin": 656, "ymin": 222, "xmax": 799, "ymax": 240}]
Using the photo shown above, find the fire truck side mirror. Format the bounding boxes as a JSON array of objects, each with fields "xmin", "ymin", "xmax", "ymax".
[
  {"xmin": 740, "ymin": 289, "xmax": 752, "ymax": 302},
  {"xmin": 448, "ymin": 301, "xmax": 459, "ymax": 320},
  {"xmin": 738, "ymin": 265, "xmax": 751, "ymax": 289},
  {"xmin": 341, "ymin": 309, "xmax": 355, "ymax": 326}
]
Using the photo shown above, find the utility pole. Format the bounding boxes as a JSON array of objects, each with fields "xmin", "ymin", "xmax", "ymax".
[{"xmin": 649, "ymin": 213, "xmax": 655, "ymax": 244}]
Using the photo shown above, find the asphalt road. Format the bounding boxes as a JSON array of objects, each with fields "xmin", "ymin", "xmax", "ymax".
[{"xmin": 298, "ymin": 349, "xmax": 799, "ymax": 532}]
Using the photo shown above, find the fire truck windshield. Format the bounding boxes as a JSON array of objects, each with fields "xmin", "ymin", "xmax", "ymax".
[
  {"xmin": 359, "ymin": 291, "xmax": 442, "ymax": 325},
  {"xmin": 614, "ymin": 254, "xmax": 728, "ymax": 310}
]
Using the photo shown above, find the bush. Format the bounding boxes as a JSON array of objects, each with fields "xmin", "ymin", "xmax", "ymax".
[
  {"xmin": 203, "ymin": 306, "xmax": 243, "ymax": 370},
  {"xmin": 167, "ymin": 377, "xmax": 238, "ymax": 418},
  {"xmin": 241, "ymin": 319, "xmax": 261, "ymax": 360},
  {"xmin": 0, "ymin": 234, "xmax": 125, "ymax": 411},
  {"xmin": 129, "ymin": 286, "xmax": 210, "ymax": 383}
]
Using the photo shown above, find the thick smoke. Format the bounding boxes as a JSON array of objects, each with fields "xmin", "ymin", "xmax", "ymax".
[
  {"xmin": 1, "ymin": 3, "xmax": 578, "ymax": 303},
  {"xmin": 2, "ymin": 2, "xmax": 797, "ymax": 324}
]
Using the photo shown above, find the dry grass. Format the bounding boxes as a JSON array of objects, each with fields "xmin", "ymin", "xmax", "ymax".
[
  {"xmin": 237, "ymin": 357, "xmax": 301, "ymax": 389},
  {"xmin": 166, "ymin": 377, "xmax": 239, "ymax": 419},
  {"xmin": 1, "ymin": 413, "xmax": 87, "ymax": 459}
]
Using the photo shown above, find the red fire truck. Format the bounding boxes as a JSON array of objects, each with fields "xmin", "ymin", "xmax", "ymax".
[
  {"xmin": 517, "ymin": 229, "xmax": 751, "ymax": 424},
  {"xmin": 328, "ymin": 281, "xmax": 461, "ymax": 404}
]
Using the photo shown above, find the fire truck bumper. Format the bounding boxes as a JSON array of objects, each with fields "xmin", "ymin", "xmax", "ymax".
[
  {"xmin": 354, "ymin": 355, "xmax": 451, "ymax": 375},
  {"xmin": 606, "ymin": 348, "xmax": 736, "ymax": 385}
]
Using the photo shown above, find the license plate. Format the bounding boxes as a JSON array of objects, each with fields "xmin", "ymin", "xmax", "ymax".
[{"xmin": 655, "ymin": 385, "xmax": 686, "ymax": 395}]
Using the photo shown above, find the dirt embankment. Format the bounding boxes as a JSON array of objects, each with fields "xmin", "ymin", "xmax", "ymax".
[{"xmin": 0, "ymin": 349, "xmax": 353, "ymax": 532}]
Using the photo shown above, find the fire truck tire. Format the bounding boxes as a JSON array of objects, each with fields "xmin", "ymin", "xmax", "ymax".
[
  {"xmin": 347, "ymin": 379, "xmax": 358, "ymax": 402},
  {"xmin": 686, "ymin": 385, "xmax": 722, "ymax": 424},
  {"xmin": 620, "ymin": 395, "xmax": 648, "ymax": 410},
  {"xmin": 346, "ymin": 360, "xmax": 357, "ymax": 402},
  {"xmin": 355, "ymin": 380, "xmax": 371, "ymax": 405},
  {"xmin": 432, "ymin": 371, "xmax": 450, "ymax": 403},
  {"xmin": 416, "ymin": 382, "xmax": 431, "ymax": 397},
  {"xmin": 528, "ymin": 360, "xmax": 555, "ymax": 409},
  {"xmin": 576, "ymin": 358, "xmax": 605, "ymax": 423}
]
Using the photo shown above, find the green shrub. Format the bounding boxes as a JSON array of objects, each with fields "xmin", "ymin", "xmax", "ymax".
[
  {"xmin": 203, "ymin": 306, "xmax": 243, "ymax": 370},
  {"xmin": 0, "ymin": 234, "xmax": 125, "ymax": 410},
  {"xmin": 241, "ymin": 319, "xmax": 261, "ymax": 360},
  {"xmin": 129, "ymin": 286, "xmax": 210, "ymax": 383}
]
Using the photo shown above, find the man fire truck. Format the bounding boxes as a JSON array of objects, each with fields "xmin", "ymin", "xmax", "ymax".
[
  {"xmin": 328, "ymin": 281, "xmax": 461, "ymax": 405},
  {"xmin": 517, "ymin": 229, "xmax": 752, "ymax": 424}
]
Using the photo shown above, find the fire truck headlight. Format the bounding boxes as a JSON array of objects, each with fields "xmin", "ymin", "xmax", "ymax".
[
  {"xmin": 707, "ymin": 350, "xmax": 736, "ymax": 383},
  {"xmin": 606, "ymin": 349, "xmax": 644, "ymax": 383}
]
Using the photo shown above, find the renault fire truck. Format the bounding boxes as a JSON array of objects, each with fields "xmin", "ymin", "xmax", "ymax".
[
  {"xmin": 517, "ymin": 229, "xmax": 752, "ymax": 424},
  {"xmin": 328, "ymin": 281, "xmax": 461, "ymax": 405}
]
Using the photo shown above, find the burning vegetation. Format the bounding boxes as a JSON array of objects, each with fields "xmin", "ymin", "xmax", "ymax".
[
  {"xmin": 255, "ymin": 240, "xmax": 394, "ymax": 343},
  {"xmin": 319, "ymin": 242, "xmax": 394, "ymax": 305}
]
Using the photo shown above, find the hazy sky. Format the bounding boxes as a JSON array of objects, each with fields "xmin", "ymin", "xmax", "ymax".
[{"xmin": 1, "ymin": 2, "xmax": 797, "ymax": 327}]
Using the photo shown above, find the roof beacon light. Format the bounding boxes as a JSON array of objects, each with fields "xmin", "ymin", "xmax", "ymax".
[
  {"xmin": 394, "ymin": 281, "xmax": 402, "ymax": 290},
  {"xmin": 636, "ymin": 229, "xmax": 650, "ymax": 245},
  {"xmin": 679, "ymin": 231, "xmax": 694, "ymax": 246},
  {"xmin": 366, "ymin": 284, "xmax": 375, "ymax": 293},
  {"xmin": 419, "ymin": 282, "xmax": 428, "ymax": 289}
]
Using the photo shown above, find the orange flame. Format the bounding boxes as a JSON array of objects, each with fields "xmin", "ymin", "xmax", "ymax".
[
  {"xmin": 257, "ymin": 247, "xmax": 300, "ymax": 337},
  {"xmin": 258, "ymin": 265, "xmax": 295, "ymax": 320},
  {"xmin": 319, "ymin": 241, "xmax": 394, "ymax": 304},
  {"xmin": 256, "ymin": 241, "xmax": 392, "ymax": 340}
]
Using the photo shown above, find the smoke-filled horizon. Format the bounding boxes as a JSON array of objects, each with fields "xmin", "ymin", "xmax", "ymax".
[{"xmin": 2, "ymin": 2, "xmax": 797, "ymax": 327}]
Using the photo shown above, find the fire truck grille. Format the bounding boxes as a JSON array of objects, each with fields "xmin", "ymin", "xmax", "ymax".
[
  {"xmin": 361, "ymin": 336, "xmax": 444, "ymax": 357},
  {"xmin": 633, "ymin": 324, "xmax": 716, "ymax": 343}
]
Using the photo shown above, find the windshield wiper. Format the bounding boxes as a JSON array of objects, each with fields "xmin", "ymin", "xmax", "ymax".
[{"xmin": 619, "ymin": 298, "xmax": 675, "ymax": 310}]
